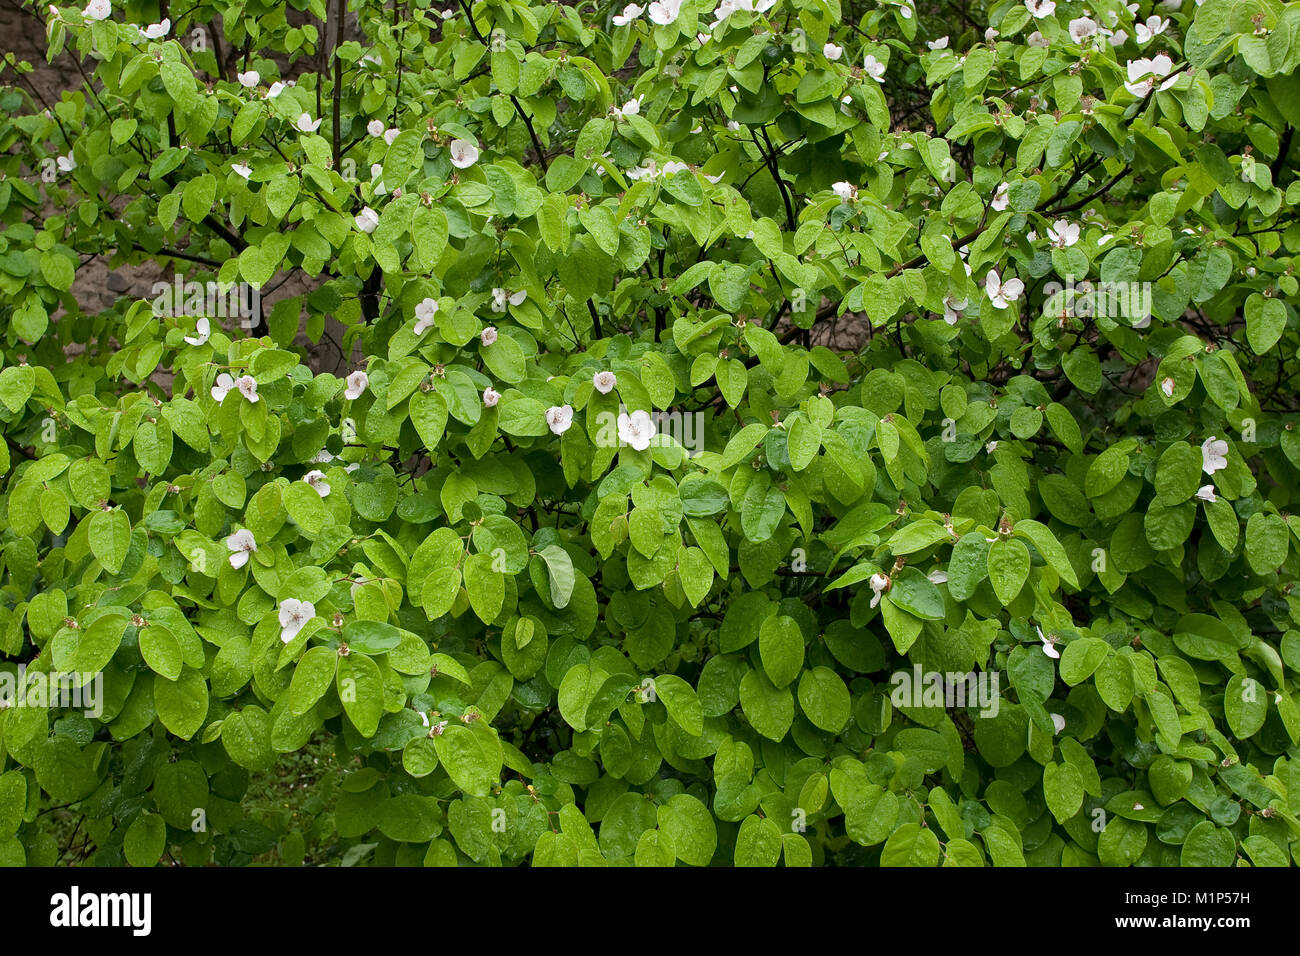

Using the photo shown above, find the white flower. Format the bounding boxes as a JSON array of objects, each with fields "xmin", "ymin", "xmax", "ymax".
[
  {"xmin": 991, "ymin": 181, "xmax": 1010, "ymax": 211},
  {"xmin": 1160, "ymin": 376, "xmax": 1175, "ymax": 397},
  {"xmin": 278, "ymin": 598, "xmax": 315, "ymax": 643},
  {"xmin": 449, "ymin": 139, "xmax": 479, "ymax": 168},
  {"xmin": 618, "ymin": 409, "xmax": 656, "ymax": 451},
  {"xmin": 713, "ymin": 0, "xmax": 744, "ymax": 20},
  {"xmin": 823, "ymin": 42, "xmax": 843, "ymax": 60},
  {"xmin": 295, "ymin": 113, "xmax": 322, "ymax": 133},
  {"xmin": 613, "ymin": 96, "xmax": 643, "ymax": 119},
  {"xmin": 862, "ymin": 54, "xmax": 886, "ymax": 82},
  {"xmin": 899, "ymin": 3, "xmax": 913, "ymax": 18},
  {"xmin": 232, "ymin": 162, "xmax": 252, "ymax": 179},
  {"xmin": 986, "ymin": 440, "xmax": 999, "ymax": 454},
  {"xmin": 143, "ymin": 18, "xmax": 170, "ymax": 38},
  {"xmin": 1051, "ymin": 713, "xmax": 1067, "ymax": 734},
  {"xmin": 593, "ymin": 370, "xmax": 618, "ymax": 394},
  {"xmin": 1201, "ymin": 436, "xmax": 1229, "ymax": 475},
  {"xmin": 927, "ymin": 36, "xmax": 949, "ymax": 51},
  {"xmin": 985, "ymin": 269, "xmax": 1024, "ymax": 309},
  {"xmin": 928, "ymin": 569, "xmax": 948, "ymax": 585},
  {"xmin": 1109, "ymin": 29, "xmax": 1129, "ymax": 46},
  {"xmin": 479, "ymin": 325, "xmax": 498, "ymax": 347},
  {"xmin": 1047, "ymin": 219, "xmax": 1080, "ymax": 248},
  {"xmin": 1026, "ymin": 0, "xmax": 1055, "ymax": 18},
  {"xmin": 236, "ymin": 375, "xmax": 259, "ymax": 403},
  {"xmin": 82, "ymin": 0, "xmax": 110, "ymax": 20},
  {"xmin": 831, "ymin": 181, "xmax": 857, "ymax": 203},
  {"xmin": 303, "ymin": 470, "xmax": 331, "ymax": 497},
  {"xmin": 869, "ymin": 572, "xmax": 890, "ymax": 608},
  {"xmin": 483, "ymin": 387, "xmax": 501, "ymax": 408},
  {"xmin": 1195, "ymin": 484, "xmax": 1217, "ymax": 503},
  {"xmin": 310, "ymin": 448, "xmax": 334, "ymax": 464},
  {"xmin": 1069, "ymin": 17, "xmax": 1098, "ymax": 43},
  {"xmin": 985, "ymin": 27, "xmax": 999, "ymax": 41},
  {"xmin": 1123, "ymin": 54, "xmax": 1177, "ymax": 97},
  {"xmin": 1037, "ymin": 626, "xmax": 1060, "ymax": 659},
  {"xmin": 627, "ymin": 160, "xmax": 659, "ymax": 181},
  {"xmin": 367, "ymin": 119, "xmax": 385, "ymax": 137},
  {"xmin": 264, "ymin": 81, "xmax": 286, "ymax": 99},
  {"xmin": 211, "ymin": 372, "xmax": 236, "ymax": 403},
  {"xmin": 355, "ymin": 207, "xmax": 379, "ymax": 233},
  {"xmin": 942, "ymin": 295, "xmax": 967, "ymax": 325},
  {"xmin": 344, "ymin": 370, "xmax": 369, "ymax": 400},
  {"xmin": 184, "ymin": 317, "xmax": 211, "ymax": 346},
  {"xmin": 546, "ymin": 405, "xmax": 574, "ymax": 435},
  {"xmin": 661, "ymin": 161, "xmax": 688, "ymax": 177},
  {"xmin": 237, "ymin": 70, "xmax": 260, "ymax": 87},
  {"xmin": 1135, "ymin": 15, "xmax": 1168, "ymax": 44},
  {"xmin": 57, "ymin": 154, "xmax": 76, "ymax": 173},
  {"xmin": 491, "ymin": 287, "xmax": 526, "ymax": 310},
  {"xmin": 383, "ymin": 127, "xmax": 400, "ymax": 145},
  {"xmin": 1027, "ymin": 30, "xmax": 1050, "ymax": 47},
  {"xmin": 612, "ymin": 3, "xmax": 644, "ymax": 25},
  {"xmin": 414, "ymin": 297, "xmax": 439, "ymax": 335},
  {"xmin": 226, "ymin": 529, "xmax": 257, "ymax": 569}
]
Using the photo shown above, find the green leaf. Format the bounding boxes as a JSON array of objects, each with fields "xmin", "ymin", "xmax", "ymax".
[
  {"xmin": 797, "ymin": 666, "xmax": 851, "ymax": 733},
  {"xmin": 538, "ymin": 545, "xmax": 575, "ymax": 609},
  {"xmin": 1245, "ymin": 294, "xmax": 1287, "ymax": 354},
  {"xmin": 739, "ymin": 669, "xmax": 794, "ymax": 741},
  {"xmin": 1245, "ymin": 512, "xmax": 1288, "ymax": 574},
  {"xmin": 734, "ymin": 815, "xmax": 782, "ymax": 867},
  {"xmin": 758, "ymin": 615, "xmax": 803, "ymax": 688},
  {"xmin": 1043, "ymin": 762, "xmax": 1084, "ymax": 823},
  {"xmin": 654, "ymin": 674, "xmax": 703, "ymax": 736},
  {"xmin": 287, "ymin": 646, "xmax": 337, "ymax": 715},
  {"xmin": 139, "ymin": 624, "xmax": 183, "ymax": 680},
  {"xmin": 987, "ymin": 537, "xmax": 1030, "ymax": 605},
  {"xmin": 1224, "ymin": 673, "xmax": 1267, "ymax": 738},
  {"xmin": 153, "ymin": 669, "xmax": 209, "ymax": 740},
  {"xmin": 1059, "ymin": 638, "xmax": 1110, "ymax": 686},
  {"xmin": 0, "ymin": 366, "xmax": 35, "ymax": 413},
  {"xmin": 88, "ymin": 508, "xmax": 131, "ymax": 574},
  {"xmin": 124, "ymin": 812, "xmax": 166, "ymax": 867},
  {"xmin": 433, "ymin": 722, "xmax": 502, "ymax": 797},
  {"xmin": 336, "ymin": 652, "xmax": 384, "ymax": 737},
  {"xmin": 881, "ymin": 823, "xmax": 940, "ymax": 867},
  {"xmin": 656, "ymin": 794, "xmax": 716, "ymax": 867}
]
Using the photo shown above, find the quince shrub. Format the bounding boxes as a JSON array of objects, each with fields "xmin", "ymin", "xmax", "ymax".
[{"xmin": 0, "ymin": 0, "xmax": 1299, "ymax": 867}]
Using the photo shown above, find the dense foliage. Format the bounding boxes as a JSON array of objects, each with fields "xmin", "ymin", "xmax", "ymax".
[{"xmin": 1, "ymin": 0, "xmax": 1299, "ymax": 867}]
